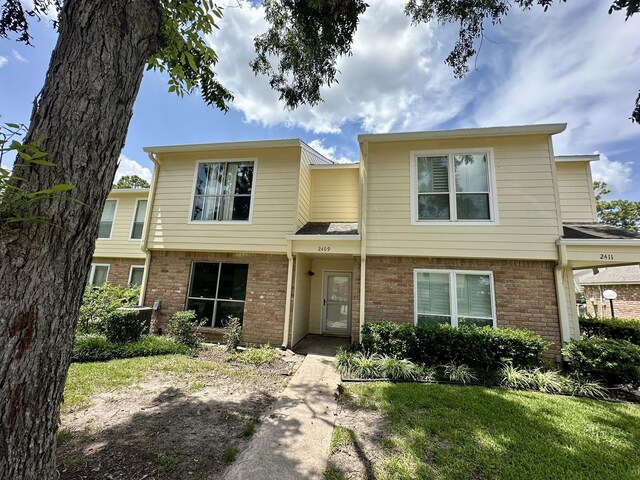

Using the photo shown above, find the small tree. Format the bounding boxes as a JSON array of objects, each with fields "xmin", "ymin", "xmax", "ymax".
[
  {"xmin": 594, "ymin": 181, "xmax": 640, "ymax": 232},
  {"xmin": 113, "ymin": 174, "xmax": 150, "ymax": 189}
]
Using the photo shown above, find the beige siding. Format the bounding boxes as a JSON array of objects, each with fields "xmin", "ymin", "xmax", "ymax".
[
  {"xmin": 297, "ymin": 150, "xmax": 312, "ymax": 229},
  {"xmin": 365, "ymin": 135, "xmax": 562, "ymax": 260},
  {"xmin": 291, "ymin": 254, "xmax": 312, "ymax": 345},
  {"xmin": 94, "ymin": 191, "xmax": 147, "ymax": 259},
  {"xmin": 310, "ymin": 168, "xmax": 359, "ymax": 222},
  {"xmin": 308, "ymin": 259, "xmax": 354, "ymax": 333},
  {"xmin": 556, "ymin": 161, "xmax": 597, "ymax": 223},
  {"xmin": 147, "ymin": 147, "xmax": 300, "ymax": 253}
]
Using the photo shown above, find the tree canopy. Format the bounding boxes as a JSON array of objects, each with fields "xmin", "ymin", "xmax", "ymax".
[
  {"xmin": 594, "ymin": 181, "xmax": 640, "ymax": 232},
  {"xmin": 113, "ymin": 175, "xmax": 150, "ymax": 189}
]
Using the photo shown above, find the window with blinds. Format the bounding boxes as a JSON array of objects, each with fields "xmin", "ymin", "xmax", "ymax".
[
  {"xmin": 414, "ymin": 269, "xmax": 495, "ymax": 328},
  {"xmin": 130, "ymin": 200, "xmax": 147, "ymax": 240},
  {"xmin": 98, "ymin": 200, "xmax": 117, "ymax": 239}
]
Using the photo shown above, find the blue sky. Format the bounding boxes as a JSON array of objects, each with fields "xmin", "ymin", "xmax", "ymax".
[{"xmin": 1, "ymin": 0, "xmax": 638, "ymax": 200}]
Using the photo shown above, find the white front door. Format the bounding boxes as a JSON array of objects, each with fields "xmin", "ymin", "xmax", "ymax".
[{"xmin": 322, "ymin": 271, "xmax": 352, "ymax": 334}]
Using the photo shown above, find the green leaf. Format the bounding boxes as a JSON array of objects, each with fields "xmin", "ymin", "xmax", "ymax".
[{"xmin": 26, "ymin": 158, "xmax": 56, "ymax": 166}]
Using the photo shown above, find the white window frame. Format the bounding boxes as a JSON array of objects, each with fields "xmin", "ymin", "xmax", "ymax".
[
  {"xmin": 413, "ymin": 269, "xmax": 497, "ymax": 328},
  {"xmin": 410, "ymin": 148, "xmax": 499, "ymax": 225},
  {"xmin": 97, "ymin": 199, "xmax": 118, "ymax": 240},
  {"xmin": 89, "ymin": 263, "xmax": 110, "ymax": 286},
  {"xmin": 129, "ymin": 198, "xmax": 148, "ymax": 241},
  {"xmin": 128, "ymin": 265, "xmax": 145, "ymax": 286},
  {"xmin": 188, "ymin": 158, "xmax": 258, "ymax": 225}
]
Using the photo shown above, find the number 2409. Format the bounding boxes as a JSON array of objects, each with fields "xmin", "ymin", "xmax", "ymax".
[{"xmin": 318, "ymin": 246, "xmax": 330, "ymax": 252}]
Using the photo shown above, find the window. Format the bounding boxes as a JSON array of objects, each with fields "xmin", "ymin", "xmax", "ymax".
[
  {"xmin": 128, "ymin": 266, "xmax": 145, "ymax": 286},
  {"xmin": 186, "ymin": 262, "xmax": 249, "ymax": 328},
  {"xmin": 98, "ymin": 200, "xmax": 117, "ymax": 239},
  {"xmin": 89, "ymin": 264, "xmax": 110, "ymax": 286},
  {"xmin": 130, "ymin": 200, "xmax": 147, "ymax": 240},
  {"xmin": 412, "ymin": 150, "xmax": 495, "ymax": 223},
  {"xmin": 191, "ymin": 161, "xmax": 255, "ymax": 222},
  {"xmin": 414, "ymin": 269, "xmax": 495, "ymax": 328}
]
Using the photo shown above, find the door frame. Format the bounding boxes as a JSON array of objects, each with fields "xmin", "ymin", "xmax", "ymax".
[{"xmin": 321, "ymin": 270, "xmax": 352, "ymax": 335}]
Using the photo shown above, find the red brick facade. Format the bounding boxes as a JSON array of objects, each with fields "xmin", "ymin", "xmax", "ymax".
[
  {"xmin": 92, "ymin": 256, "xmax": 144, "ymax": 287},
  {"xmin": 364, "ymin": 256, "xmax": 562, "ymax": 354},
  {"xmin": 584, "ymin": 284, "xmax": 640, "ymax": 319},
  {"xmin": 143, "ymin": 251, "xmax": 288, "ymax": 345}
]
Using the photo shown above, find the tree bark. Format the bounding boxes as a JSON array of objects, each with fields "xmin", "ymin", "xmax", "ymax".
[{"xmin": 0, "ymin": 1, "xmax": 162, "ymax": 478}]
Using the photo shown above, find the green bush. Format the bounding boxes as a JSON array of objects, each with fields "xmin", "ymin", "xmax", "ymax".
[
  {"xmin": 223, "ymin": 316, "xmax": 243, "ymax": 352},
  {"xmin": 77, "ymin": 283, "xmax": 140, "ymax": 334},
  {"xmin": 563, "ymin": 337, "xmax": 640, "ymax": 387},
  {"xmin": 72, "ymin": 335, "xmax": 189, "ymax": 362},
  {"xmin": 361, "ymin": 322, "xmax": 549, "ymax": 370},
  {"xmin": 104, "ymin": 309, "xmax": 146, "ymax": 343},
  {"xmin": 579, "ymin": 316, "xmax": 640, "ymax": 345},
  {"xmin": 166, "ymin": 310, "xmax": 201, "ymax": 347}
]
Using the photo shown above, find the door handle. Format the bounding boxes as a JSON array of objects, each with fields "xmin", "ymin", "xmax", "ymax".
[{"xmin": 323, "ymin": 298, "xmax": 327, "ymax": 306}]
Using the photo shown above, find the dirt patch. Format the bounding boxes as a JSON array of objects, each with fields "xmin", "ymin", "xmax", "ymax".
[{"xmin": 57, "ymin": 345, "xmax": 304, "ymax": 480}]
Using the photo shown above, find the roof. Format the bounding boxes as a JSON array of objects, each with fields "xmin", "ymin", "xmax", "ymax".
[
  {"xmin": 357, "ymin": 123, "xmax": 566, "ymax": 143},
  {"xmin": 578, "ymin": 265, "xmax": 640, "ymax": 285},
  {"xmin": 555, "ymin": 155, "xmax": 600, "ymax": 163},
  {"xmin": 294, "ymin": 222, "xmax": 359, "ymax": 235},
  {"xmin": 563, "ymin": 223, "xmax": 640, "ymax": 240},
  {"xmin": 109, "ymin": 188, "xmax": 150, "ymax": 194}
]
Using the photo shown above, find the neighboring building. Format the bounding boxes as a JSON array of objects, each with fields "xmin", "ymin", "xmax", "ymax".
[
  {"xmin": 91, "ymin": 124, "xmax": 640, "ymax": 355},
  {"xmin": 578, "ymin": 265, "xmax": 640, "ymax": 319}
]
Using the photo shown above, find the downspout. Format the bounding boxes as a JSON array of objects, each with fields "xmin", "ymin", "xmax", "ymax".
[
  {"xmin": 282, "ymin": 239, "xmax": 294, "ymax": 349},
  {"xmin": 358, "ymin": 140, "xmax": 368, "ymax": 343},
  {"xmin": 554, "ymin": 242, "xmax": 571, "ymax": 345},
  {"xmin": 138, "ymin": 152, "xmax": 161, "ymax": 306}
]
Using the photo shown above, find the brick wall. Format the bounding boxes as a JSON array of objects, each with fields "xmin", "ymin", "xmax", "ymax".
[
  {"xmin": 364, "ymin": 256, "xmax": 562, "ymax": 355},
  {"xmin": 92, "ymin": 256, "xmax": 144, "ymax": 287},
  {"xmin": 584, "ymin": 284, "xmax": 640, "ymax": 319},
  {"xmin": 143, "ymin": 251, "xmax": 289, "ymax": 345}
]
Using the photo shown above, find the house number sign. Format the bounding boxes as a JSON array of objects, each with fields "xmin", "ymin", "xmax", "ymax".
[
  {"xmin": 599, "ymin": 254, "xmax": 614, "ymax": 260},
  {"xmin": 318, "ymin": 246, "xmax": 331, "ymax": 252}
]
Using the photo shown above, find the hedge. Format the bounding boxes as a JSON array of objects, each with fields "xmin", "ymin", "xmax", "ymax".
[
  {"xmin": 72, "ymin": 335, "xmax": 190, "ymax": 363},
  {"xmin": 361, "ymin": 322, "xmax": 549, "ymax": 370},
  {"xmin": 563, "ymin": 337, "xmax": 640, "ymax": 387},
  {"xmin": 579, "ymin": 316, "xmax": 640, "ymax": 345}
]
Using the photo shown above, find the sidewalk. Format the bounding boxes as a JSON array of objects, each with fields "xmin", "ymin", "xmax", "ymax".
[{"xmin": 223, "ymin": 344, "xmax": 342, "ymax": 479}]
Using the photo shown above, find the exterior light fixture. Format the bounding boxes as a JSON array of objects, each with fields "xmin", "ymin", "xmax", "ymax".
[{"xmin": 602, "ymin": 289, "xmax": 617, "ymax": 319}]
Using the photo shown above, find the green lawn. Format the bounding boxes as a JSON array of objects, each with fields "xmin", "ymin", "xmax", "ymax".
[{"xmin": 336, "ymin": 383, "xmax": 640, "ymax": 480}]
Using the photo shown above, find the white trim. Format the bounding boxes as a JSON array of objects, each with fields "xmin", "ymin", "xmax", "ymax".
[
  {"xmin": 358, "ymin": 123, "xmax": 566, "ymax": 143},
  {"xmin": 309, "ymin": 163, "xmax": 359, "ymax": 169},
  {"xmin": 321, "ymin": 270, "xmax": 352, "ymax": 335},
  {"xmin": 129, "ymin": 198, "xmax": 148, "ymax": 241},
  {"xmin": 286, "ymin": 234, "xmax": 361, "ymax": 240},
  {"xmin": 557, "ymin": 239, "xmax": 640, "ymax": 246},
  {"xmin": 96, "ymin": 198, "xmax": 118, "ymax": 240},
  {"xmin": 144, "ymin": 138, "xmax": 303, "ymax": 154},
  {"xmin": 110, "ymin": 188, "xmax": 151, "ymax": 194},
  {"xmin": 554, "ymin": 155, "xmax": 600, "ymax": 163},
  {"xmin": 413, "ymin": 269, "xmax": 497, "ymax": 328},
  {"xmin": 128, "ymin": 265, "xmax": 145, "ymax": 286},
  {"xmin": 89, "ymin": 263, "xmax": 110, "ymax": 286},
  {"xmin": 409, "ymin": 148, "xmax": 499, "ymax": 226},
  {"xmin": 187, "ymin": 158, "xmax": 258, "ymax": 225}
]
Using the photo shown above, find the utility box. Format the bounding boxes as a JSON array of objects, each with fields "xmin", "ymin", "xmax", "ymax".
[{"xmin": 116, "ymin": 306, "xmax": 153, "ymax": 333}]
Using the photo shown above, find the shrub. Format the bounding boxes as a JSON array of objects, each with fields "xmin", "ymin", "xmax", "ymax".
[
  {"xmin": 104, "ymin": 309, "xmax": 146, "ymax": 343},
  {"xmin": 563, "ymin": 337, "xmax": 640, "ymax": 387},
  {"xmin": 379, "ymin": 355, "xmax": 417, "ymax": 380},
  {"xmin": 529, "ymin": 368, "xmax": 566, "ymax": 393},
  {"xmin": 72, "ymin": 335, "xmax": 189, "ymax": 362},
  {"xmin": 443, "ymin": 363, "xmax": 477, "ymax": 384},
  {"xmin": 223, "ymin": 316, "xmax": 243, "ymax": 352},
  {"xmin": 500, "ymin": 364, "xmax": 532, "ymax": 389},
  {"xmin": 166, "ymin": 310, "xmax": 201, "ymax": 347},
  {"xmin": 579, "ymin": 316, "xmax": 640, "ymax": 345},
  {"xmin": 77, "ymin": 283, "xmax": 140, "ymax": 334},
  {"xmin": 361, "ymin": 322, "xmax": 549, "ymax": 370},
  {"xmin": 565, "ymin": 375, "xmax": 609, "ymax": 399}
]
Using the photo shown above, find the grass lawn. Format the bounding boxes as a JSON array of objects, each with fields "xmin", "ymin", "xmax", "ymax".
[{"xmin": 328, "ymin": 383, "xmax": 640, "ymax": 480}]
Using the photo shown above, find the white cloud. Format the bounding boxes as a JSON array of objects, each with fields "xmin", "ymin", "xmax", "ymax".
[
  {"xmin": 115, "ymin": 155, "xmax": 152, "ymax": 183},
  {"xmin": 0, "ymin": 56, "xmax": 7, "ymax": 68},
  {"xmin": 307, "ymin": 139, "xmax": 355, "ymax": 164},
  {"xmin": 12, "ymin": 50, "xmax": 27, "ymax": 63},
  {"xmin": 591, "ymin": 152, "xmax": 633, "ymax": 195}
]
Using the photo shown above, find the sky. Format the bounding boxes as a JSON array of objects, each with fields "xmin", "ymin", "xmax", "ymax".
[{"xmin": 0, "ymin": 0, "xmax": 639, "ymax": 200}]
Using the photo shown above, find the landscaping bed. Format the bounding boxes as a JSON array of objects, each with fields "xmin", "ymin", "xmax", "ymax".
[
  {"xmin": 326, "ymin": 382, "xmax": 640, "ymax": 480},
  {"xmin": 57, "ymin": 344, "xmax": 303, "ymax": 480}
]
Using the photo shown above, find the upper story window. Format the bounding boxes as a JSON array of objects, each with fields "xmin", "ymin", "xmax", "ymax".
[
  {"xmin": 98, "ymin": 200, "xmax": 117, "ymax": 239},
  {"xmin": 191, "ymin": 161, "xmax": 255, "ymax": 222},
  {"xmin": 411, "ymin": 150, "xmax": 496, "ymax": 224},
  {"xmin": 130, "ymin": 199, "xmax": 147, "ymax": 240}
]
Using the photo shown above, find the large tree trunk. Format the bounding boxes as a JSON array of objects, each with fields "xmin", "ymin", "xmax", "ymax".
[{"xmin": 0, "ymin": 1, "xmax": 162, "ymax": 477}]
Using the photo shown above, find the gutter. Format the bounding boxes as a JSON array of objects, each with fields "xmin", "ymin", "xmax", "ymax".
[
  {"xmin": 282, "ymin": 239, "xmax": 294, "ymax": 349},
  {"xmin": 358, "ymin": 141, "xmax": 368, "ymax": 343},
  {"xmin": 138, "ymin": 152, "xmax": 161, "ymax": 306},
  {"xmin": 554, "ymin": 242, "xmax": 571, "ymax": 345}
]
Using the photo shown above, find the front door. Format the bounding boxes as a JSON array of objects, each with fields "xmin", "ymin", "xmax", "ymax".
[{"xmin": 322, "ymin": 271, "xmax": 352, "ymax": 335}]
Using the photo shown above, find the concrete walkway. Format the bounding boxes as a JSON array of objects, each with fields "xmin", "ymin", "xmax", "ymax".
[{"xmin": 223, "ymin": 338, "xmax": 344, "ymax": 480}]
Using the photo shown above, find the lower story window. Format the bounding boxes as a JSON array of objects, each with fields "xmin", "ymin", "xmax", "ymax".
[
  {"xmin": 129, "ymin": 266, "xmax": 145, "ymax": 286},
  {"xmin": 186, "ymin": 262, "xmax": 249, "ymax": 328},
  {"xmin": 89, "ymin": 264, "xmax": 110, "ymax": 286},
  {"xmin": 414, "ymin": 269, "xmax": 495, "ymax": 328}
]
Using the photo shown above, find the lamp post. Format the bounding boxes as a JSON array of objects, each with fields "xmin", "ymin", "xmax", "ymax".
[{"xmin": 602, "ymin": 289, "xmax": 617, "ymax": 319}]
